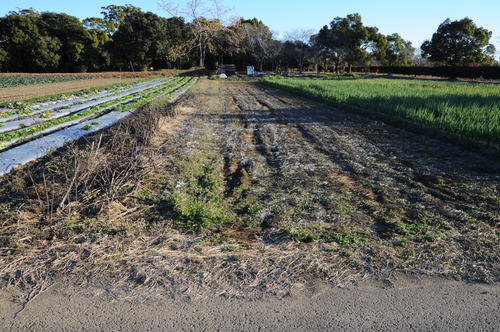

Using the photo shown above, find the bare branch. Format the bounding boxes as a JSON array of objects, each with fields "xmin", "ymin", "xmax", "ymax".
[
  {"xmin": 158, "ymin": 0, "xmax": 235, "ymax": 67},
  {"xmin": 283, "ymin": 28, "xmax": 315, "ymax": 44},
  {"xmin": 157, "ymin": 1, "xmax": 180, "ymax": 17}
]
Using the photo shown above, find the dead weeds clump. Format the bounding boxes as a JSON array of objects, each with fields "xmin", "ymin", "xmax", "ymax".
[{"xmin": 0, "ymin": 102, "xmax": 180, "ymax": 292}]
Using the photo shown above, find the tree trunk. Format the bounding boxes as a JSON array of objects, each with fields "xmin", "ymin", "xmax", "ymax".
[{"xmin": 199, "ymin": 42, "xmax": 204, "ymax": 67}]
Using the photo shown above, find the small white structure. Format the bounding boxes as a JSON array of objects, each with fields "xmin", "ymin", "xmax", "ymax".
[{"xmin": 247, "ymin": 66, "xmax": 255, "ymax": 76}]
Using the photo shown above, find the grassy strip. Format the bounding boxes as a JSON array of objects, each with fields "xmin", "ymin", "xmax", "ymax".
[
  {"xmin": 163, "ymin": 150, "xmax": 233, "ymax": 233},
  {"xmin": 157, "ymin": 78, "xmax": 232, "ymax": 233},
  {"xmin": 264, "ymin": 76, "xmax": 500, "ymax": 148}
]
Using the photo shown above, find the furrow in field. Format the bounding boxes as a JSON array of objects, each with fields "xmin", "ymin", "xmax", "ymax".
[{"xmin": 222, "ymin": 82, "xmax": 366, "ymax": 234}]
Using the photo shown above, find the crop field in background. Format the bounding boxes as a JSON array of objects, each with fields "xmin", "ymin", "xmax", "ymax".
[
  {"xmin": 0, "ymin": 76, "xmax": 195, "ymax": 147},
  {"xmin": 265, "ymin": 76, "xmax": 500, "ymax": 148},
  {"xmin": 0, "ymin": 69, "xmax": 206, "ymax": 104},
  {"xmin": 0, "ymin": 75, "xmax": 96, "ymax": 88}
]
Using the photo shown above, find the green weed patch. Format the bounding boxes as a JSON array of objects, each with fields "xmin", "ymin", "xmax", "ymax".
[{"xmin": 165, "ymin": 151, "xmax": 233, "ymax": 232}]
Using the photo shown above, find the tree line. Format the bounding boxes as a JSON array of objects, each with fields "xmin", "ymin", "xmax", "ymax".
[{"xmin": 0, "ymin": 3, "xmax": 497, "ymax": 73}]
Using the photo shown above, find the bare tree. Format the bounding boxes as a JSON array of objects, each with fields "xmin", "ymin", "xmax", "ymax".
[
  {"xmin": 240, "ymin": 23, "xmax": 282, "ymax": 72},
  {"xmin": 496, "ymin": 37, "xmax": 500, "ymax": 62},
  {"xmin": 283, "ymin": 28, "xmax": 315, "ymax": 73},
  {"xmin": 413, "ymin": 48, "xmax": 433, "ymax": 66},
  {"xmin": 158, "ymin": 0, "xmax": 235, "ymax": 67}
]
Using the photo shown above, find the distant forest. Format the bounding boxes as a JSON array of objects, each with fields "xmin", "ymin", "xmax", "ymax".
[{"xmin": 0, "ymin": 4, "xmax": 497, "ymax": 73}]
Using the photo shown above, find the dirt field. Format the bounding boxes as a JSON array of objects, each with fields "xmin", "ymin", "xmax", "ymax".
[
  {"xmin": 0, "ymin": 77, "xmax": 138, "ymax": 103},
  {"xmin": 218, "ymin": 80, "xmax": 499, "ymax": 280},
  {"xmin": 1, "ymin": 77, "xmax": 499, "ymax": 330}
]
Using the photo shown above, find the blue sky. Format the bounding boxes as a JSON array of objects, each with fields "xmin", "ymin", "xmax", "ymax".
[{"xmin": 1, "ymin": 0, "xmax": 499, "ymax": 56}]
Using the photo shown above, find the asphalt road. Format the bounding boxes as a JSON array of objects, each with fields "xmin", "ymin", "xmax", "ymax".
[{"xmin": 1, "ymin": 276, "xmax": 499, "ymax": 331}]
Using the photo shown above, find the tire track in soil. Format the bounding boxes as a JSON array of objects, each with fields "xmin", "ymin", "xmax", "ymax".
[
  {"xmin": 223, "ymin": 83, "xmax": 302, "ymax": 232},
  {"xmin": 244, "ymin": 87, "xmax": 411, "ymax": 235},
  {"xmin": 244, "ymin": 85, "xmax": 387, "ymax": 228},
  {"xmin": 224, "ymin": 82, "xmax": 381, "ymax": 234},
  {"xmin": 253, "ymin": 84, "xmax": 497, "ymax": 193}
]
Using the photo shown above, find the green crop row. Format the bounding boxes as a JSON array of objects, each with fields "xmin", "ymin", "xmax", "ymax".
[
  {"xmin": 265, "ymin": 76, "xmax": 500, "ymax": 148},
  {"xmin": 0, "ymin": 75, "xmax": 95, "ymax": 88},
  {"xmin": 0, "ymin": 77, "xmax": 192, "ymax": 144},
  {"xmin": 115, "ymin": 77, "xmax": 195, "ymax": 112}
]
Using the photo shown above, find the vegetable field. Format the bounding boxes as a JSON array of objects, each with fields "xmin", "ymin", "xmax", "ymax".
[
  {"xmin": 265, "ymin": 76, "xmax": 500, "ymax": 148},
  {"xmin": 0, "ymin": 76, "xmax": 197, "ymax": 174},
  {"xmin": 0, "ymin": 75, "xmax": 96, "ymax": 88}
]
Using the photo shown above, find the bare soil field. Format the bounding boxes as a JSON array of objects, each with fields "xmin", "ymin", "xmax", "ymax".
[
  {"xmin": 217, "ymin": 80, "xmax": 500, "ymax": 280},
  {"xmin": 0, "ymin": 77, "xmax": 499, "ymax": 304},
  {"xmin": 0, "ymin": 77, "xmax": 138, "ymax": 103}
]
